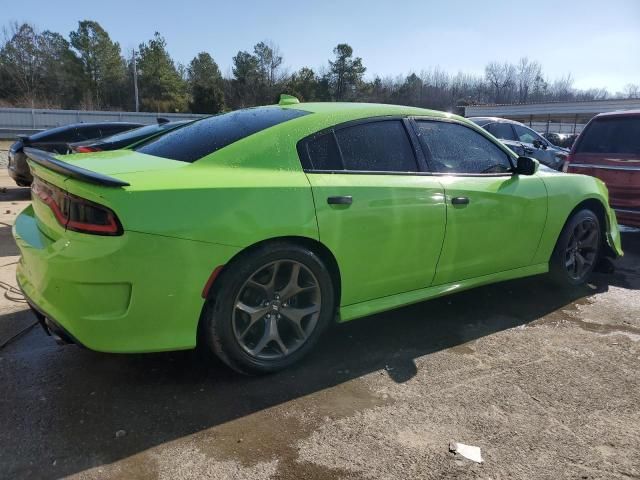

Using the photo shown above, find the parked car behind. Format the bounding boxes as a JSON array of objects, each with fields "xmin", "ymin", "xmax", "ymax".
[
  {"xmin": 469, "ymin": 117, "xmax": 568, "ymax": 170},
  {"xmin": 7, "ymin": 122, "xmax": 142, "ymax": 186},
  {"xmin": 565, "ymin": 110, "xmax": 640, "ymax": 228},
  {"xmin": 69, "ymin": 119, "xmax": 193, "ymax": 153},
  {"xmin": 543, "ymin": 132, "xmax": 578, "ymax": 149}
]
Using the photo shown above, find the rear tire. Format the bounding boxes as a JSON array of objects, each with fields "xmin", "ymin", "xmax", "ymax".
[
  {"xmin": 549, "ymin": 209, "xmax": 601, "ymax": 286},
  {"xmin": 202, "ymin": 242, "xmax": 335, "ymax": 375}
]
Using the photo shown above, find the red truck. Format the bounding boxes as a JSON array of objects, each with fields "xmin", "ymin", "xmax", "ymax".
[{"xmin": 566, "ymin": 110, "xmax": 640, "ymax": 228}]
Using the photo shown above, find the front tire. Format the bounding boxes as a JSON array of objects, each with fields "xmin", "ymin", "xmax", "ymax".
[
  {"xmin": 549, "ymin": 209, "xmax": 601, "ymax": 286},
  {"xmin": 202, "ymin": 242, "xmax": 335, "ymax": 375}
]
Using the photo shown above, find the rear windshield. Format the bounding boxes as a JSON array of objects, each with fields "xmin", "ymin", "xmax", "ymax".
[
  {"xmin": 135, "ymin": 107, "xmax": 309, "ymax": 162},
  {"xmin": 577, "ymin": 116, "xmax": 640, "ymax": 155}
]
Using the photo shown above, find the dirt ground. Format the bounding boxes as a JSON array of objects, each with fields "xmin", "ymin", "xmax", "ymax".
[{"xmin": 0, "ymin": 164, "xmax": 638, "ymax": 480}]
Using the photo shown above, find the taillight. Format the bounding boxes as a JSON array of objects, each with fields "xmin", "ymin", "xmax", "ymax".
[
  {"xmin": 32, "ymin": 177, "xmax": 122, "ymax": 236},
  {"xmin": 74, "ymin": 145, "xmax": 100, "ymax": 153}
]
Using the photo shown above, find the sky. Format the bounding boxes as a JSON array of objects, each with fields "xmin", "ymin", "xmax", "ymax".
[{"xmin": 6, "ymin": 0, "xmax": 640, "ymax": 92}]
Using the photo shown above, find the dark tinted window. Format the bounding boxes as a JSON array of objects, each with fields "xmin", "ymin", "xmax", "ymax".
[
  {"xmin": 416, "ymin": 121, "xmax": 512, "ymax": 174},
  {"xmin": 103, "ymin": 124, "xmax": 163, "ymax": 143},
  {"xmin": 76, "ymin": 125, "xmax": 103, "ymax": 141},
  {"xmin": 29, "ymin": 124, "xmax": 77, "ymax": 142},
  {"xmin": 305, "ymin": 132, "xmax": 342, "ymax": 170},
  {"xmin": 335, "ymin": 120, "xmax": 417, "ymax": 172},
  {"xmin": 577, "ymin": 117, "xmax": 640, "ymax": 155},
  {"xmin": 486, "ymin": 122, "xmax": 516, "ymax": 141},
  {"xmin": 136, "ymin": 107, "xmax": 309, "ymax": 162},
  {"xmin": 99, "ymin": 124, "xmax": 140, "ymax": 135}
]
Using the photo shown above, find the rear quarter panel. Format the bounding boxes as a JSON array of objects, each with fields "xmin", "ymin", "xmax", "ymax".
[
  {"xmin": 532, "ymin": 171, "xmax": 623, "ymax": 264},
  {"xmin": 63, "ymin": 127, "xmax": 320, "ymax": 249}
]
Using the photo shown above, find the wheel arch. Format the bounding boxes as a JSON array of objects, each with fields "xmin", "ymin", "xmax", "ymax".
[
  {"xmin": 565, "ymin": 197, "xmax": 614, "ymax": 257},
  {"xmin": 205, "ymin": 235, "xmax": 342, "ymax": 309}
]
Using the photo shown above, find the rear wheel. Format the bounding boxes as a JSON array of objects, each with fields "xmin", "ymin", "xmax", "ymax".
[
  {"xmin": 549, "ymin": 209, "xmax": 601, "ymax": 286},
  {"xmin": 202, "ymin": 243, "xmax": 335, "ymax": 375}
]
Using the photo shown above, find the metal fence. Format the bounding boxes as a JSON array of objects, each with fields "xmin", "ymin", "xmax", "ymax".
[{"xmin": 0, "ymin": 107, "xmax": 206, "ymax": 139}]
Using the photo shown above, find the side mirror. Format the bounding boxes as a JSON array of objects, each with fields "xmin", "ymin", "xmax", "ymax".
[
  {"xmin": 533, "ymin": 139, "xmax": 547, "ymax": 150},
  {"xmin": 515, "ymin": 156, "xmax": 539, "ymax": 175}
]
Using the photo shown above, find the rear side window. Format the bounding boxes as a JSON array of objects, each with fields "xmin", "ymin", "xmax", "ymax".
[
  {"xmin": 301, "ymin": 120, "xmax": 418, "ymax": 172},
  {"xmin": 305, "ymin": 132, "xmax": 343, "ymax": 170},
  {"xmin": 576, "ymin": 117, "xmax": 640, "ymax": 155},
  {"xmin": 486, "ymin": 122, "xmax": 516, "ymax": 141},
  {"xmin": 336, "ymin": 121, "xmax": 417, "ymax": 171},
  {"xmin": 136, "ymin": 107, "xmax": 309, "ymax": 162},
  {"xmin": 415, "ymin": 120, "xmax": 512, "ymax": 174}
]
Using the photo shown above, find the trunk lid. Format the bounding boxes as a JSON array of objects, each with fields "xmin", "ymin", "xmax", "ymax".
[{"xmin": 25, "ymin": 149, "xmax": 187, "ymax": 239}]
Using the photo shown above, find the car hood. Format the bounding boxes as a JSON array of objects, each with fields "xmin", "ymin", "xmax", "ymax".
[{"xmin": 60, "ymin": 150, "xmax": 186, "ymax": 175}]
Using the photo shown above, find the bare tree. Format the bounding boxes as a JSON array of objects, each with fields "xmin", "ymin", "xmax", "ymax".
[
  {"xmin": 623, "ymin": 83, "xmax": 640, "ymax": 98},
  {"xmin": 550, "ymin": 74, "xmax": 575, "ymax": 101},
  {"xmin": 517, "ymin": 57, "xmax": 542, "ymax": 103},
  {"xmin": 485, "ymin": 61, "xmax": 516, "ymax": 103}
]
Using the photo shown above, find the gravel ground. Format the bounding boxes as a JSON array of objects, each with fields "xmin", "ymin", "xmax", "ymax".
[
  {"xmin": 0, "ymin": 168, "xmax": 638, "ymax": 480},
  {"xmin": 0, "ymin": 140, "xmax": 11, "ymax": 168}
]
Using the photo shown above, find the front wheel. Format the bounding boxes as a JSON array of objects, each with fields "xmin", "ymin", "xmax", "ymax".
[
  {"xmin": 549, "ymin": 209, "xmax": 601, "ymax": 286},
  {"xmin": 202, "ymin": 243, "xmax": 336, "ymax": 375}
]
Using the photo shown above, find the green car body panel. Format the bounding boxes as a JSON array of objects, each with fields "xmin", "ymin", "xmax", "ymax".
[{"xmin": 13, "ymin": 102, "xmax": 623, "ymax": 353}]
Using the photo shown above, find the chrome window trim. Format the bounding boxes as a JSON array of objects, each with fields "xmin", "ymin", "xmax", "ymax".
[{"xmin": 569, "ymin": 163, "xmax": 640, "ymax": 172}]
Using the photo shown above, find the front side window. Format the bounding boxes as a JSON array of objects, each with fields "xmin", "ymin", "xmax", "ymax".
[
  {"xmin": 301, "ymin": 119, "xmax": 418, "ymax": 172},
  {"xmin": 415, "ymin": 120, "xmax": 512, "ymax": 174},
  {"xmin": 513, "ymin": 124, "xmax": 544, "ymax": 145},
  {"xmin": 486, "ymin": 122, "xmax": 516, "ymax": 141}
]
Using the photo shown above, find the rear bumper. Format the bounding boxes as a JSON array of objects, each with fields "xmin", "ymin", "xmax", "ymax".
[
  {"xmin": 23, "ymin": 292, "xmax": 83, "ymax": 346},
  {"xmin": 13, "ymin": 205, "xmax": 240, "ymax": 353}
]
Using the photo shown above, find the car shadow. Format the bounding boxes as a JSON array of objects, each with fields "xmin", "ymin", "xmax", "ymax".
[
  {"xmin": 0, "ymin": 184, "xmax": 31, "ymax": 202},
  {"xmin": 1, "ymin": 231, "xmax": 638, "ymax": 479},
  {"xmin": 0, "ymin": 224, "xmax": 20, "ymax": 257}
]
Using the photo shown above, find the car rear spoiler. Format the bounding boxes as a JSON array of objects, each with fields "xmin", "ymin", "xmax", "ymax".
[{"xmin": 23, "ymin": 147, "xmax": 130, "ymax": 188}]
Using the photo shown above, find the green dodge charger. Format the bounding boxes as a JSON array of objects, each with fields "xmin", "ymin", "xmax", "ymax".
[{"xmin": 14, "ymin": 96, "xmax": 623, "ymax": 374}]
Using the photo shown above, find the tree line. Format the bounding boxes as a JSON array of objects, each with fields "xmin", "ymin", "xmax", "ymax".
[{"xmin": 1, "ymin": 20, "xmax": 638, "ymax": 115}]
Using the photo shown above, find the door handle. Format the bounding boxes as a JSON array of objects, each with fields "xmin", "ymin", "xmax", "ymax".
[
  {"xmin": 327, "ymin": 195, "xmax": 353, "ymax": 205},
  {"xmin": 451, "ymin": 196, "xmax": 470, "ymax": 205}
]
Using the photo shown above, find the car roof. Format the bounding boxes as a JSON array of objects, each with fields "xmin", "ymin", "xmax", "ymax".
[
  {"xmin": 283, "ymin": 102, "xmax": 454, "ymax": 122},
  {"xmin": 28, "ymin": 122, "xmax": 142, "ymax": 141},
  {"xmin": 467, "ymin": 116, "xmax": 523, "ymax": 126},
  {"xmin": 594, "ymin": 109, "xmax": 640, "ymax": 119}
]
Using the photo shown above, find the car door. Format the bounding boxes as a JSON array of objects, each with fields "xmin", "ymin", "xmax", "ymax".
[
  {"xmin": 412, "ymin": 119, "xmax": 548, "ymax": 285},
  {"xmin": 300, "ymin": 118, "xmax": 447, "ymax": 306}
]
